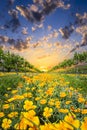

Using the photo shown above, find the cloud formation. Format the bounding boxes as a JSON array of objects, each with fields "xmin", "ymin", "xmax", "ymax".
[
  {"xmin": 22, "ymin": 27, "xmax": 28, "ymax": 35},
  {"xmin": 76, "ymin": 25, "xmax": 87, "ymax": 35},
  {"xmin": 4, "ymin": 9, "xmax": 20, "ymax": 32},
  {"xmin": 70, "ymin": 33, "xmax": 87, "ymax": 53},
  {"xmin": 0, "ymin": 35, "xmax": 31, "ymax": 51},
  {"xmin": 75, "ymin": 13, "xmax": 87, "ymax": 26},
  {"xmin": 16, "ymin": 0, "xmax": 70, "ymax": 23},
  {"xmin": 59, "ymin": 13, "xmax": 87, "ymax": 40},
  {"xmin": 31, "ymin": 23, "xmax": 43, "ymax": 32},
  {"xmin": 69, "ymin": 13, "xmax": 87, "ymax": 52},
  {"xmin": 59, "ymin": 24, "xmax": 74, "ymax": 39},
  {"xmin": 48, "ymin": 25, "xmax": 52, "ymax": 31},
  {"xmin": 81, "ymin": 33, "xmax": 87, "ymax": 46},
  {"xmin": 39, "ymin": 29, "xmax": 59, "ymax": 43},
  {"xmin": 16, "ymin": 5, "xmax": 44, "ymax": 23}
]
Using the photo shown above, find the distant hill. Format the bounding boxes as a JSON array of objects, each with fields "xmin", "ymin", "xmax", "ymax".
[{"xmin": 50, "ymin": 52, "xmax": 87, "ymax": 74}]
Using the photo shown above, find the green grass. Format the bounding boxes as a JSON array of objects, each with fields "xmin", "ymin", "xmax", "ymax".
[
  {"xmin": 62, "ymin": 74, "xmax": 87, "ymax": 95},
  {"xmin": 0, "ymin": 74, "xmax": 24, "ymax": 97}
]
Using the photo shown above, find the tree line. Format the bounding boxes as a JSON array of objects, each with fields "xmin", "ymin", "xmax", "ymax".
[
  {"xmin": 0, "ymin": 48, "xmax": 40, "ymax": 73},
  {"xmin": 51, "ymin": 51, "xmax": 87, "ymax": 71}
]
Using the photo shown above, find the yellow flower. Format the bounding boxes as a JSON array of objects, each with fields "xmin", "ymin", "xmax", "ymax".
[
  {"xmin": 11, "ymin": 90, "xmax": 18, "ymax": 94},
  {"xmin": 54, "ymin": 121, "xmax": 67, "ymax": 130},
  {"xmin": 46, "ymin": 88, "xmax": 54, "ymax": 96},
  {"xmin": 78, "ymin": 97, "xmax": 85, "ymax": 103},
  {"xmin": 40, "ymin": 99, "xmax": 47, "ymax": 105},
  {"xmin": 32, "ymin": 87, "xmax": 36, "ymax": 91},
  {"xmin": 48, "ymin": 99, "xmax": 55, "ymax": 106},
  {"xmin": 81, "ymin": 117, "xmax": 87, "ymax": 130},
  {"xmin": 7, "ymin": 87, "xmax": 11, "ymax": 90},
  {"xmin": 8, "ymin": 97, "xmax": 15, "ymax": 102},
  {"xmin": 2, "ymin": 118, "xmax": 12, "ymax": 129},
  {"xmin": 64, "ymin": 113, "xmax": 80, "ymax": 129},
  {"xmin": 35, "ymin": 97, "xmax": 41, "ymax": 101},
  {"xmin": 32, "ymin": 116, "xmax": 40, "ymax": 127},
  {"xmin": 40, "ymin": 123, "xmax": 55, "ymax": 130},
  {"xmin": 25, "ymin": 87, "xmax": 30, "ymax": 90},
  {"xmin": 23, "ymin": 100, "xmax": 36, "ymax": 111},
  {"xmin": 74, "ymin": 108, "xmax": 81, "ymax": 113},
  {"xmin": 14, "ymin": 118, "xmax": 27, "ymax": 130},
  {"xmin": 43, "ymin": 107, "xmax": 53, "ymax": 118},
  {"xmin": 0, "ymin": 112, "xmax": 5, "ymax": 118},
  {"xmin": 29, "ymin": 126, "xmax": 38, "ymax": 130},
  {"xmin": 65, "ymin": 101, "xmax": 72, "ymax": 105},
  {"xmin": 70, "ymin": 87, "xmax": 74, "ymax": 90},
  {"xmin": 8, "ymin": 112, "xmax": 18, "ymax": 118},
  {"xmin": 23, "ymin": 92, "xmax": 32, "ymax": 98},
  {"xmin": 60, "ymin": 92, "xmax": 66, "ymax": 98},
  {"xmin": 59, "ymin": 109, "xmax": 69, "ymax": 113},
  {"xmin": 55, "ymin": 101, "xmax": 60, "ymax": 109},
  {"xmin": 13, "ymin": 95, "xmax": 24, "ymax": 100},
  {"xmin": 39, "ymin": 82, "xmax": 45, "ymax": 87},
  {"xmin": 37, "ymin": 89, "xmax": 42, "ymax": 93},
  {"xmin": 22, "ymin": 110, "xmax": 40, "ymax": 127},
  {"xmin": 3, "ymin": 104, "xmax": 10, "ymax": 109},
  {"xmin": 4, "ymin": 94, "xmax": 9, "ymax": 97},
  {"xmin": 18, "ymin": 82, "xmax": 23, "ymax": 88},
  {"xmin": 82, "ymin": 109, "xmax": 87, "ymax": 114}
]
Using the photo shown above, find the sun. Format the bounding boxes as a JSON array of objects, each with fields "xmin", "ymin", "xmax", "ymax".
[{"xmin": 39, "ymin": 66, "xmax": 48, "ymax": 72}]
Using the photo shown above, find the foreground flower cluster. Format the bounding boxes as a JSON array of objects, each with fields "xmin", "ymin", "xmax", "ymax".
[{"xmin": 0, "ymin": 73, "xmax": 87, "ymax": 130}]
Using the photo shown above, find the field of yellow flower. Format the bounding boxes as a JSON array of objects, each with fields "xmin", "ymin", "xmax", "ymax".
[{"xmin": 0, "ymin": 73, "xmax": 87, "ymax": 130}]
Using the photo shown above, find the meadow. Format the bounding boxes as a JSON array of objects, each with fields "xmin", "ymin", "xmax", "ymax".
[
  {"xmin": 0, "ymin": 0, "xmax": 87, "ymax": 129},
  {"xmin": 0, "ymin": 72, "xmax": 87, "ymax": 130}
]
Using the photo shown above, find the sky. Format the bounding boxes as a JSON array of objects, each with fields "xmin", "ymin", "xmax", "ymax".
[{"xmin": 0, "ymin": 0, "xmax": 87, "ymax": 70}]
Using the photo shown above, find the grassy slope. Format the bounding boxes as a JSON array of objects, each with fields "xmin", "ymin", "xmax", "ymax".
[
  {"xmin": 66, "ymin": 64, "xmax": 87, "ymax": 74},
  {"xmin": 53, "ymin": 64, "xmax": 87, "ymax": 74}
]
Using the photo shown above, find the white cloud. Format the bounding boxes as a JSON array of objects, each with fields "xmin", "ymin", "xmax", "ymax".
[
  {"xmin": 22, "ymin": 27, "xmax": 28, "ymax": 35},
  {"xmin": 48, "ymin": 25, "xmax": 52, "ymax": 31}
]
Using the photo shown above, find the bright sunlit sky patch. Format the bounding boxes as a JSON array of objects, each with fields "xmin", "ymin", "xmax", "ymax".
[{"xmin": 0, "ymin": 0, "xmax": 87, "ymax": 69}]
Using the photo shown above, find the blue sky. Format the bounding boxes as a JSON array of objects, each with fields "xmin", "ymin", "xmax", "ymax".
[{"xmin": 0, "ymin": 0, "xmax": 87, "ymax": 69}]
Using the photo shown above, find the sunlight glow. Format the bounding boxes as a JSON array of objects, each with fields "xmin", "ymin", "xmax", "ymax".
[{"xmin": 39, "ymin": 66, "xmax": 48, "ymax": 72}]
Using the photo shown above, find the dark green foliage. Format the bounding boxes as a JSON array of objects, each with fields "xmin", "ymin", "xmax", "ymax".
[{"xmin": 0, "ymin": 48, "xmax": 40, "ymax": 73}]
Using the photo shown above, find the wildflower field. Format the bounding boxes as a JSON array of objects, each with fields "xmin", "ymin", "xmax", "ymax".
[{"xmin": 0, "ymin": 73, "xmax": 87, "ymax": 130}]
